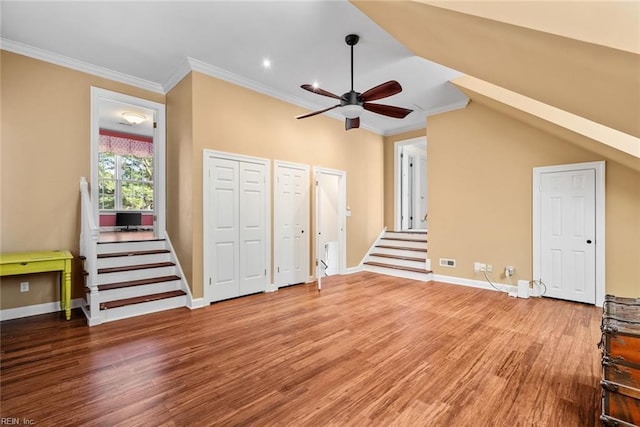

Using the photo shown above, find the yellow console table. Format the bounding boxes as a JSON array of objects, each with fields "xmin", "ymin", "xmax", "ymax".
[{"xmin": 0, "ymin": 250, "xmax": 73, "ymax": 320}]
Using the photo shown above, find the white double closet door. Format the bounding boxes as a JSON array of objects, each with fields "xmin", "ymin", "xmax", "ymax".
[{"xmin": 205, "ymin": 153, "xmax": 268, "ymax": 303}]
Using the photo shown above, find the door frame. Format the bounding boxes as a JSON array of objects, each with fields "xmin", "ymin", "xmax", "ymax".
[
  {"xmin": 90, "ymin": 87, "xmax": 166, "ymax": 238},
  {"xmin": 274, "ymin": 160, "xmax": 310, "ymax": 288},
  {"xmin": 202, "ymin": 149, "xmax": 271, "ymax": 304},
  {"xmin": 314, "ymin": 167, "xmax": 347, "ymax": 290},
  {"xmin": 394, "ymin": 136, "xmax": 427, "ymax": 231},
  {"xmin": 532, "ymin": 161, "xmax": 605, "ymax": 306}
]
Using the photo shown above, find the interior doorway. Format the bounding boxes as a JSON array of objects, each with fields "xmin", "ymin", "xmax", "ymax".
[
  {"xmin": 90, "ymin": 88, "xmax": 166, "ymax": 240},
  {"xmin": 533, "ymin": 161, "xmax": 605, "ymax": 306},
  {"xmin": 274, "ymin": 161, "xmax": 310, "ymax": 288},
  {"xmin": 395, "ymin": 137, "xmax": 427, "ymax": 231},
  {"xmin": 314, "ymin": 167, "xmax": 346, "ymax": 290},
  {"xmin": 203, "ymin": 150, "xmax": 270, "ymax": 303}
]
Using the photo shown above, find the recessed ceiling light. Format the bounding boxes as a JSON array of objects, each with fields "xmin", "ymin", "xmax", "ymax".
[
  {"xmin": 312, "ymin": 81, "xmax": 319, "ymax": 89},
  {"xmin": 262, "ymin": 58, "xmax": 271, "ymax": 69}
]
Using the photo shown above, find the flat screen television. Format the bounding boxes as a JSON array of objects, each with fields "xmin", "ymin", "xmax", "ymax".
[{"xmin": 116, "ymin": 212, "xmax": 142, "ymax": 231}]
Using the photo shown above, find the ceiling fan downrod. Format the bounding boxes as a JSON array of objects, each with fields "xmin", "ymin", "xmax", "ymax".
[{"xmin": 345, "ymin": 34, "xmax": 359, "ymax": 93}]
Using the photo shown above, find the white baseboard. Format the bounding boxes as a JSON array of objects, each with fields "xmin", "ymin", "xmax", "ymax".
[
  {"xmin": 345, "ymin": 265, "xmax": 364, "ymax": 275},
  {"xmin": 188, "ymin": 298, "xmax": 207, "ymax": 309},
  {"xmin": 0, "ymin": 298, "xmax": 84, "ymax": 321},
  {"xmin": 432, "ymin": 274, "xmax": 518, "ymax": 294}
]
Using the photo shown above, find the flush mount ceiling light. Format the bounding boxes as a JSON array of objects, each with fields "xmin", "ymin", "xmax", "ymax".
[{"xmin": 121, "ymin": 112, "xmax": 147, "ymax": 125}]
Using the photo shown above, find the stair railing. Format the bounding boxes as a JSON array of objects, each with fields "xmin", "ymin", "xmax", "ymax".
[{"xmin": 80, "ymin": 177, "xmax": 100, "ymax": 324}]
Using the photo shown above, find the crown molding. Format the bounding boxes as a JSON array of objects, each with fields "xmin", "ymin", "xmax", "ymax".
[
  {"xmin": 1, "ymin": 39, "xmax": 417, "ymax": 136},
  {"xmin": 1, "ymin": 38, "xmax": 165, "ymax": 94},
  {"xmin": 183, "ymin": 57, "xmax": 385, "ymax": 135}
]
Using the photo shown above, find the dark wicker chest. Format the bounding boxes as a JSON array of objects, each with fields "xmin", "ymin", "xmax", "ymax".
[{"xmin": 600, "ymin": 295, "xmax": 640, "ymax": 426}]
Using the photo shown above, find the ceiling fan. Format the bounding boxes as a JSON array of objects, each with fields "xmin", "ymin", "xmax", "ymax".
[{"xmin": 296, "ymin": 34, "xmax": 413, "ymax": 131}]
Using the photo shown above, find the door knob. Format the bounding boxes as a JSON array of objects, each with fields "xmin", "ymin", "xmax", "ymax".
[{"xmin": 587, "ymin": 240, "xmax": 592, "ymax": 244}]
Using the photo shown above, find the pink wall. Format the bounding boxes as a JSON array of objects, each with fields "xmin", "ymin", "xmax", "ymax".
[{"xmin": 99, "ymin": 213, "xmax": 154, "ymax": 227}]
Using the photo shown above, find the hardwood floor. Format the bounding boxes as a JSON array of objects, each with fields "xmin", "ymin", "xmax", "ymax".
[{"xmin": 1, "ymin": 272, "xmax": 602, "ymax": 426}]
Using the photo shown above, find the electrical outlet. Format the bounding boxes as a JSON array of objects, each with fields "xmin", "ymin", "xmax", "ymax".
[
  {"xmin": 505, "ymin": 266, "xmax": 515, "ymax": 277},
  {"xmin": 474, "ymin": 262, "xmax": 486, "ymax": 272},
  {"xmin": 20, "ymin": 282, "xmax": 29, "ymax": 292},
  {"xmin": 486, "ymin": 264, "xmax": 493, "ymax": 272}
]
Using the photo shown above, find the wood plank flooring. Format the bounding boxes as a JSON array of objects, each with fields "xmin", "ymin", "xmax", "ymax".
[{"xmin": 0, "ymin": 272, "xmax": 602, "ymax": 426}]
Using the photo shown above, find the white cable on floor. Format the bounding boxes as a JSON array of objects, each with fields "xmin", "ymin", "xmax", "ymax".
[{"xmin": 482, "ymin": 269, "xmax": 509, "ymax": 294}]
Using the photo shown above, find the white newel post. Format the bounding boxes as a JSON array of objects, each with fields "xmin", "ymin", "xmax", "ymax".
[{"xmin": 80, "ymin": 177, "xmax": 102, "ymax": 326}]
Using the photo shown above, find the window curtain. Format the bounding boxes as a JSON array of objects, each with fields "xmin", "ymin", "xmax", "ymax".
[{"xmin": 99, "ymin": 129, "xmax": 153, "ymax": 158}]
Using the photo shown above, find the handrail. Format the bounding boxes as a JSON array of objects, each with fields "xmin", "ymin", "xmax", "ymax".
[{"xmin": 80, "ymin": 177, "xmax": 100, "ymax": 323}]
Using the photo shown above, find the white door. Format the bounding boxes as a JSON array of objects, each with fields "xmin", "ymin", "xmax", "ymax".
[
  {"xmin": 400, "ymin": 150, "xmax": 414, "ymax": 230},
  {"xmin": 274, "ymin": 162, "xmax": 310, "ymax": 287},
  {"xmin": 539, "ymin": 168, "xmax": 596, "ymax": 303},
  {"xmin": 314, "ymin": 168, "xmax": 346, "ymax": 290},
  {"xmin": 417, "ymin": 153, "xmax": 427, "ymax": 230},
  {"xmin": 238, "ymin": 162, "xmax": 267, "ymax": 296},
  {"xmin": 205, "ymin": 154, "xmax": 268, "ymax": 303},
  {"xmin": 209, "ymin": 158, "xmax": 240, "ymax": 301}
]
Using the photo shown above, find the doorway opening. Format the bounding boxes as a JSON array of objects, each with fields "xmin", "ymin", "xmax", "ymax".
[
  {"xmin": 314, "ymin": 167, "xmax": 346, "ymax": 290},
  {"xmin": 532, "ymin": 161, "xmax": 605, "ymax": 306},
  {"xmin": 395, "ymin": 137, "xmax": 427, "ymax": 231},
  {"xmin": 90, "ymin": 88, "xmax": 166, "ymax": 241}
]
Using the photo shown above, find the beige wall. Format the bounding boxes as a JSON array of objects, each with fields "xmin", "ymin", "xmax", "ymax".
[
  {"xmin": 167, "ymin": 71, "xmax": 385, "ymax": 299},
  {"xmin": 0, "ymin": 51, "xmax": 164, "ymax": 309},
  {"xmin": 166, "ymin": 73, "xmax": 194, "ymax": 291},
  {"xmin": 352, "ymin": 1, "xmax": 640, "ymax": 138},
  {"xmin": 427, "ymin": 101, "xmax": 640, "ymax": 298},
  {"xmin": 383, "ymin": 129, "xmax": 426, "ymax": 229}
]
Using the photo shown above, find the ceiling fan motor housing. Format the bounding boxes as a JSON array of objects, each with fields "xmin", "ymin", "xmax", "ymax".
[{"xmin": 341, "ymin": 90, "xmax": 363, "ymax": 107}]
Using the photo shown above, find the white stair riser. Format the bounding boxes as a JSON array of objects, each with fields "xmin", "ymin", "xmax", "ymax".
[
  {"xmin": 99, "ymin": 281, "xmax": 182, "ymax": 302},
  {"xmin": 385, "ymin": 232, "xmax": 427, "ymax": 240},
  {"xmin": 374, "ymin": 247, "xmax": 426, "ymax": 258},
  {"xmin": 425, "ymin": 259, "xmax": 431, "ymax": 271},
  {"xmin": 97, "ymin": 266, "xmax": 177, "ymax": 284},
  {"xmin": 97, "ymin": 240, "xmax": 166, "ymax": 254},
  {"xmin": 367, "ymin": 255, "xmax": 426, "ymax": 269},
  {"xmin": 97, "ymin": 253, "xmax": 171, "ymax": 269},
  {"xmin": 99, "ymin": 295, "xmax": 187, "ymax": 323},
  {"xmin": 379, "ymin": 239, "xmax": 427, "ymax": 250},
  {"xmin": 363, "ymin": 265, "xmax": 432, "ymax": 282}
]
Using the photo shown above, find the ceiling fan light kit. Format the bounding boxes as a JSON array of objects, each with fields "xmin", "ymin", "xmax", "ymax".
[{"xmin": 296, "ymin": 34, "xmax": 413, "ymax": 131}]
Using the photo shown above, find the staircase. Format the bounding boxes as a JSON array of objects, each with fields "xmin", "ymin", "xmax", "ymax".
[
  {"xmin": 80, "ymin": 177, "xmax": 190, "ymax": 326},
  {"xmin": 363, "ymin": 230, "xmax": 432, "ymax": 281},
  {"xmin": 81, "ymin": 238, "xmax": 189, "ymax": 325}
]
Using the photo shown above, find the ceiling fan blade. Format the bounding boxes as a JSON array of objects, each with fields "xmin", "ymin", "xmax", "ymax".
[
  {"xmin": 345, "ymin": 117, "xmax": 360, "ymax": 131},
  {"xmin": 301, "ymin": 84, "xmax": 341, "ymax": 100},
  {"xmin": 360, "ymin": 80, "xmax": 403, "ymax": 102},
  {"xmin": 363, "ymin": 102, "xmax": 413, "ymax": 119},
  {"xmin": 295, "ymin": 104, "xmax": 340, "ymax": 120}
]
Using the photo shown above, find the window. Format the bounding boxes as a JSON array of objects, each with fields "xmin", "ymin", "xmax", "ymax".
[{"xmin": 99, "ymin": 152, "xmax": 153, "ymax": 211}]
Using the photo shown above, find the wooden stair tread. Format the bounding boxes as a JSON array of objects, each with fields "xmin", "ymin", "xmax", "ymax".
[
  {"xmin": 370, "ymin": 253, "xmax": 425, "ymax": 262},
  {"xmin": 364, "ymin": 262, "xmax": 431, "ymax": 274},
  {"xmin": 98, "ymin": 249, "xmax": 170, "ymax": 259},
  {"xmin": 388, "ymin": 231, "xmax": 427, "ymax": 235},
  {"xmin": 100, "ymin": 290, "xmax": 186, "ymax": 310},
  {"xmin": 97, "ymin": 238, "xmax": 165, "ymax": 244},
  {"xmin": 376, "ymin": 245, "xmax": 427, "ymax": 252},
  {"xmin": 98, "ymin": 275, "xmax": 181, "ymax": 291},
  {"xmin": 98, "ymin": 261, "xmax": 174, "ymax": 274},
  {"xmin": 381, "ymin": 237, "xmax": 427, "ymax": 243}
]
